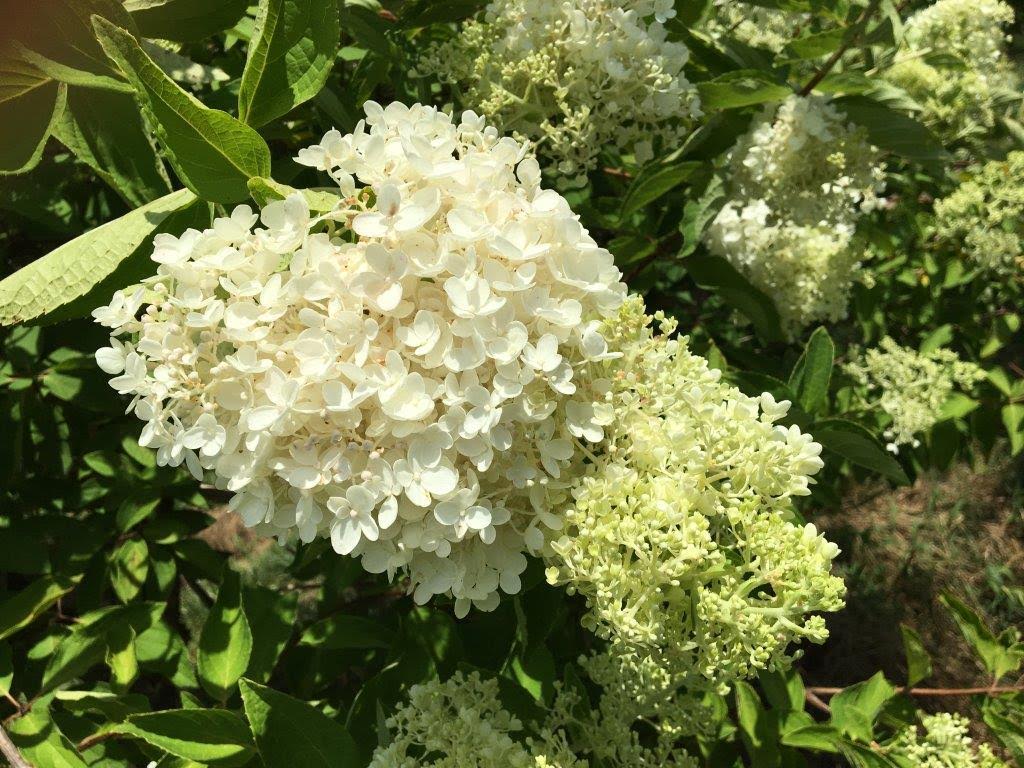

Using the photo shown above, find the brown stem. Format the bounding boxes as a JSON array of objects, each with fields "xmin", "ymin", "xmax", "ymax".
[
  {"xmin": 805, "ymin": 690, "xmax": 832, "ymax": 714},
  {"xmin": 76, "ymin": 731, "xmax": 122, "ymax": 753},
  {"xmin": 798, "ymin": 1, "xmax": 880, "ymax": 97},
  {"xmin": 0, "ymin": 723, "xmax": 32, "ymax": 768},
  {"xmin": 602, "ymin": 166, "xmax": 634, "ymax": 180},
  {"xmin": 808, "ymin": 684, "xmax": 1024, "ymax": 697}
]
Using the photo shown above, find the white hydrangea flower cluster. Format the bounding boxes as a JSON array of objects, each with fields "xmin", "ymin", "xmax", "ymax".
[
  {"xmin": 844, "ymin": 337, "xmax": 986, "ymax": 453},
  {"xmin": 706, "ymin": 95, "xmax": 886, "ymax": 338},
  {"xmin": 93, "ymin": 100, "xmax": 627, "ymax": 616},
  {"xmin": 417, "ymin": 0, "xmax": 701, "ymax": 183},
  {"xmin": 889, "ymin": 713, "xmax": 1009, "ymax": 768},
  {"xmin": 546, "ymin": 296, "xmax": 846, "ymax": 694},
  {"xmin": 886, "ymin": 0, "xmax": 1017, "ymax": 145},
  {"xmin": 704, "ymin": 0, "xmax": 809, "ymax": 53},
  {"xmin": 934, "ymin": 152, "xmax": 1024, "ymax": 279},
  {"xmin": 370, "ymin": 670, "xmax": 698, "ymax": 768}
]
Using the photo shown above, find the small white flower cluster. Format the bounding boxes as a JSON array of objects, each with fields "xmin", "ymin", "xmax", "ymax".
[
  {"xmin": 370, "ymin": 670, "xmax": 697, "ymax": 768},
  {"xmin": 886, "ymin": 0, "xmax": 1017, "ymax": 145},
  {"xmin": 889, "ymin": 713, "xmax": 1009, "ymax": 768},
  {"xmin": 706, "ymin": 95, "xmax": 885, "ymax": 338},
  {"xmin": 94, "ymin": 101, "xmax": 626, "ymax": 615},
  {"xmin": 546, "ymin": 297, "xmax": 846, "ymax": 694},
  {"xmin": 844, "ymin": 337, "xmax": 986, "ymax": 453},
  {"xmin": 704, "ymin": 0, "xmax": 808, "ymax": 53},
  {"xmin": 417, "ymin": 0, "xmax": 701, "ymax": 183},
  {"xmin": 935, "ymin": 152, "xmax": 1024, "ymax": 279}
]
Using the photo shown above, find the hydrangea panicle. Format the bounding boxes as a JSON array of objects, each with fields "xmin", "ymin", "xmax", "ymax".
[
  {"xmin": 94, "ymin": 101, "xmax": 626, "ymax": 615},
  {"xmin": 889, "ymin": 712, "xmax": 1009, "ymax": 768},
  {"xmin": 418, "ymin": 0, "xmax": 701, "ymax": 182},
  {"xmin": 706, "ymin": 95, "xmax": 886, "ymax": 338},
  {"xmin": 546, "ymin": 296, "xmax": 846, "ymax": 693},
  {"xmin": 844, "ymin": 337, "xmax": 985, "ymax": 453}
]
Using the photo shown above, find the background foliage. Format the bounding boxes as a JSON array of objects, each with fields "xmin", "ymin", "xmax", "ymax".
[{"xmin": 0, "ymin": 0, "xmax": 1022, "ymax": 766}]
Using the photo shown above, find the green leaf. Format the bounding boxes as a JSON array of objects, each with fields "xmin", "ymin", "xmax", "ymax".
[
  {"xmin": 116, "ymin": 497, "xmax": 162, "ymax": 533},
  {"xmin": 734, "ymin": 680, "xmax": 780, "ymax": 768},
  {"xmin": 899, "ymin": 624, "xmax": 931, "ymax": 688},
  {"xmin": 983, "ymin": 696, "xmax": 1024, "ymax": 765},
  {"xmin": 0, "ymin": 641, "xmax": 13, "ymax": 698},
  {"xmin": 697, "ymin": 70, "xmax": 792, "ymax": 110},
  {"xmin": 620, "ymin": 160, "xmax": 702, "ymax": 218},
  {"xmin": 788, "ymin": 327, "xmax": 834, "ymax": 415},
  {"xmin": 685, "ymin": 255, "xmax": 785, "ymax": 342},
  {"xmin": 198, "ymin": 567, "xmax": 253, "ymax": 702},
  {"xmin": 811, "ymin": 418, "xmax": 910, "ymax": 484},
  {"xmin": 835, "ymin": 95, "xmax": 947, "ymax": 171},
  {"xmin": 785, "ymin": 27, "xmax": 845, "ymax": 59},
  {"xmin": 116, "ymin": 709, "xmax": 256, "ymax": 767},
  {"xmin": 7, "ymin": 706, "xmax": 90, "ymax": 768},
  {"xmin": 300, "ymin": 613, "xmax": 395, "ymax": 650},
  {"xmin": 0, "ymin": 187, "xmax": 197, "ymax": 326},
  {"xmin": 243, "ymin": 585, "xmax": 296, "ymax": 683},
  {"xmin": 109, "ymin": 538, "xmax": 150, "ymax": 603},
  {"xmin": 42, "ymin": 602, "xmax": 164, "ymax": 692},
  {"xmin": 12, "ymin": 42, "xmax": 133, "ymax": 92},
  {"xmin": 1002, "ymin": 403, "xmax": 1024, "ymax": 456},
  {"xmin": 247, "ymin": 176, "xmax": 342, "ymax": 212},
  {"xmin": 937, "ymin": 393, "xmax": 978, "ymax": 421},
  {"xmin": 238, "ymin": 0, "xmax": 340, "ymax": 127},
  {"xmin": 919, "ymin": 323, "xmax": 953, "ymax": 354},
  {"xmin": 240, "ymin": 678, "xmax": 360, "ymax": 767},
  {"xmin": 53, "ymin": 85, "xmax": 171, "ymax": 206},
  {"xmin": 400, "ymin": 0, "xmax": 486, "ymax": 26},
  {"xmin": 0, "ymin": 574, "xmax": 76, "ymax": 641},
  {"xmin": 93, "ymin": 16, "xmax": 271, "ymax": 202},
  {"xmin": 940, "ymin": 593, "xmax": 1024, "ymax": 680},
  {"xmin": 829, "ymin": 673, "xmax": 895, "ymax": 742},
  {"xmin": 124, "ymin": 0, "xmax": 250, "ymax": 41},
  {"xmin": 105, "ymin": 623, "xmax": 139, "ymax": 692},
  {"xmin": 781, "ymin": 724, "xmax": 840, "ymax": 752},
  {"xmin": 0, "ymin": 55, "xmax": 66, "ymax": 174},
  {"xmin": 838, "ymin": 740, "xmax": 901, "ymax": 768}
]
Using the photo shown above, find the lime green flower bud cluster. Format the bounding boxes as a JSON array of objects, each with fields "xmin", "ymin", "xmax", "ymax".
[
  {"xmin": 935, "ymin": 151, "xmax": 1024, "ymax": 278},
  {"xmin": 889, "ymin": 713, "xmax": 1009, "ymax": 768},
  {"xmin": 844, "ymin": 338, "xmax": 985, "ymax": 453},
  {"xmin": 885, "ymin": 0, "xmax": 1017, "ymax": 145},
  {"xmin": 704, "ymin": 0, "xmax": 809, "ymax": 53},
  {"xmin": 417, "ymin": 0, "xmax": 701, "ymax": 183},
  {"xmin": 706, "ymin": 95, "xmax": 886, "ymax": 338},
  {"xmin": 546, "ymin": 296, "xmax": 846, "ymax": 694}
]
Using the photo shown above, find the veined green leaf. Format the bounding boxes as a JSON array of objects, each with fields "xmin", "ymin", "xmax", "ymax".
[
  {"xmin": 54, "ymin": 85, "xmax": 171, "ymax": 206},
  {"xmin": 116, "ymin": 709, "xmax": 256, "ymax": 767},
  {"xmin": 125, "ymin": 0, "xmax": 250, "ymax": 41},
  {"xmin": 0, "ymin": 54, "xmax": 66, "ymax": 174},
  {"xmin": 0, "ymin": 574, "xmax": 76, "ymax": 641},
  {"xmin": 93, "ymin": 16, "xmax": 271, "ymax": 202},
  {"xmin": 788, "ymin": 327, "xmax": 834, "ymax": 415},
  {"xmin": 240, "ymin": 678, "xmax": 360, "ymax": 767},
  {"xmin": 238, "ymin": 0, "xmax": 340, "ymax": 127},
  {"xmin": 812, "ymin": 418, "xmax": 910, "ymax": 484},
  {"xmin": 900, "ymin": 624, "xmax": 932, "ymax": 688},
  {"xmin": 109, "ymin": 538, "xmax": 150, "ymax": 604},
  {"xmin": 7, "ymin": 706, "xmax": 90, "ymax": 768},
  {"xmin": 620, "ymin": 161, "xmax": 703, "ymax": 219},
  {"xmin": 697, "ymin": 70, "xmax": 791, "ymax": 110},
  {"xmin": 198, "ymin": 567, "xmax": 253, "ymax": 702},
  {"xmin": 0, "ymin": 187, "xmax": 197, "ymax": 326}
]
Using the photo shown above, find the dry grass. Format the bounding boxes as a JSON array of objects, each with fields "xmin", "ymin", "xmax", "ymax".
[{"xmin": 803, "ymin": 452, "xmax": 1024, "ymax": 714}]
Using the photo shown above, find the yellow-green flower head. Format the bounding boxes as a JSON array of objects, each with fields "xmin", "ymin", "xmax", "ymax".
[
  {"xmin": 706, "ymin": 95, "xmax": 885, "ymax": 338},
  {"xmin": 889, "ymin": 713, "xmax": 1010, "ymax": 768},
  {"xmin": 844, "ymin": 338, "xmax": 986, "ymax": 453},
  {"xmin": 704, "ymin": 0, "xmax": 809, "ymax": 53},
  {"xmin": 885, "ymin": 0, "xmax": 1017, "ymax": 145},
  {"xmin": 935, "ymin": 151, "xmax": 1024, "ymax": 278},
  {"xmin": 546, "ymin": 296, "xmax": 846, "ymax": 693},
  {"xmin": 417, "ymin": 0, "xmax": 701, "ymax": 183}
]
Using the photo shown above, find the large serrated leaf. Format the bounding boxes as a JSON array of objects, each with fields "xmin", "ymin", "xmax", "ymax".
[
  {"xmin": 93, "ymin": 16, "xmax": 271, "ymax": 202},
  {"xmin": 0, "ymin": 54, "xmax": 66, "ymax": 174},
  {"xmin": 0, "ymin": 187, "xmax": 196, "ymax": 326},
  {"xmin": 116, "ymin": 709, "xmax": 256, "ymax": 767},
  {"xmin": 239, "ymin": 0, "xmax": 340, "ymax": 127},
  {"xmin": 7, "ymin": 706, "xmax": 90, "ymax": 768},
  {"xmin": 198, "ymin": 567, "xmax": 253, "ymax": 703},
  {"xmin": 125, "ymin": 0, "xmax": 250, "ymax": 41},
  {"xmin": 53, "ymin": 85, "xmax": 171, "ymax": 206},
  {"xmin": 240, "ymin": 678, "xmax": 360, "ymax": 767}
]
